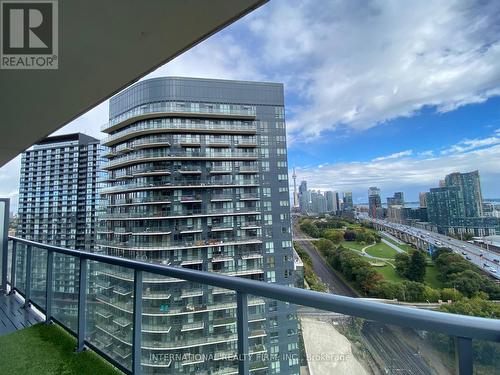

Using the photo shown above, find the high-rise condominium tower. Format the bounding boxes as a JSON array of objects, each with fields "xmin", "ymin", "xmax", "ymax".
[
  {"xmin": 18, "ymin": 133, "xmax": 100, "ymax": 323},
  {"xmin": 97, "ymin": 77, "xmax": 299, "ymax": 374},
  {"xmin": 368, "ymin": 187, "xmax": 382, "ymax": 218},
  {"xmin": 18, "ymin": 133, "xmax": 100, "ymax": 249}
]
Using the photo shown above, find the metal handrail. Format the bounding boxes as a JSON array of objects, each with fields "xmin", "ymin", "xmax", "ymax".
[{"xmin": 5, "ymin": 236, "xmax": 500, "ymax": 374}]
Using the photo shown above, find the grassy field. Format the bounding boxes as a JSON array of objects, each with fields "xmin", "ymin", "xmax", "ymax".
[
  {"xmin": 340, "ymin": 240, "xmax": 366, "ymax": 251},
  {"xmin": 424, "ymin": 264, "xmax": 443, "ymax": 289},
  {"xmin": 0, "ymin": 323, "xmax": 122, "ymax": 375},
  {"xmin": 375, "ymin": 264, "xmax": 403, "ymax": 282},
  {"xmin": 365, "ymin": 242, "xmax": 399, "ymax": 259}
]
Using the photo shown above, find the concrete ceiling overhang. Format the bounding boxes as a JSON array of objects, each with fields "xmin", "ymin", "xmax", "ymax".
[{"xmin": 0, "ymin": 0, "xmax": 266, "ymax": 167}]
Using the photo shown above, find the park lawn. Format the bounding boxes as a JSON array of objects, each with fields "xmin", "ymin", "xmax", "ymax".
[
  {"xmin": 365, "ymin": 242, "xmax": 399, "ymax": 259},
  {"xmin": 375, "ymin": 264, "xmax": 403, "ymax": 282},
  {"xmin": 341, "ymin": 241, "xmax": 366, "ymax": 251},
  {"xmin": 381, "ymin": 235, "xmax": 415, "ymax": 253},
  {"xmin": 424, "ymin": 265, "xmax": 443, "ymax": 289}
]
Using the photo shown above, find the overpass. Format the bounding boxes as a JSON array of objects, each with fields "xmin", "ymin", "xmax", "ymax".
[{"xmin": 368, "ymin": 219, "xmax": 500, "ymax": 280}]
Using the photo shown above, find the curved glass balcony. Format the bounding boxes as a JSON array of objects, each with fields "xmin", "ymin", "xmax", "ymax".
[{"xmin": 102, "ymin": 101, "xmax": 256, "ymax": 133}]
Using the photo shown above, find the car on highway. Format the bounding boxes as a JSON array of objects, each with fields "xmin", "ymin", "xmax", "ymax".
[
  {"xmin": 466, "ymin": 256, "xmax": 472, "ymax": 260},
  {"xmin": 461, "ymin": 251, "xmax": 467, "ymax": 255},
  {"xmin": 494, "ymin": 259, "xmax": 500, "ymax": 263},
  {"xmin": 491, "ymin": 269, "xmax": 497, "ymax": 273}
]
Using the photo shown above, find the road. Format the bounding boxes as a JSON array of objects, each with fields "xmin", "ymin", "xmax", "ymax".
[
  {"xmin": 293, "ymin": 220, "xmax": 434, "ymax": 374},
  {"xmin": 293, "ymin": 225, "xmax": 357, "ymax": 297},
  {"xmin": 372, "ymin": 219, "xmax": 500, "ymax": 279}
]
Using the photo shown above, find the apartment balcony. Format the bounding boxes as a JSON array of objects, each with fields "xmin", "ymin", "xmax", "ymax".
[
  {"xmin": 98, "ymin": 235, "xmax": 263, "ymax": 251},
  {"xmin": 210, "ymin": 222, "xmax": 235, "ymax": 231},
  {"xmin": 3, "ymin": 236, "xmax": 499, "ymax": 375},
  {"xmin": 101, "ymin": 103, "xmax": 256, "ymax": 134},
  {"xmin": 207, "ymin": 139, "xmax": 232, "ymax": 148},
  {"xmin": 107, "ymin": 197, "xmax": 172, "ymax": 207},
  {"xmin": 102, "ymin": 150, "xmax": 258, "ymax": 170},
  {"xmin": 100, "ymin": 208, "xmax": 259, "ymax": 220},
  {"xmin": 102, "ymin": 121, "xmax": 257, "ymax": 147},
  {"xmin": 211, "ymin": 194, "xmax": 234, "ymax": 202}
]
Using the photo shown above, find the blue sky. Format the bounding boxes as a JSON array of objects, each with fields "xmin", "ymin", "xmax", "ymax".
[{"xmin": 2, "ymin": 0, "xmax": 500, "ymax": 208}]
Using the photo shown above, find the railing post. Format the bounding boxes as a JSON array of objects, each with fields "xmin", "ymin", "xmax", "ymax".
[
  {"xmin": 455, "ymin": 336, "xmax": 473, "ymax": 375},
  {"xmin": 132, "ymin": 269, "xmax": 143, "ymax": 374},
  {"xmin": 45, "ymin": 250, "xmax": 54, "ymax": 324},
  {"xmin": 76, "ymin": 258, "xmax": 88, "ymax": 352},
  {"xmin": 23, "ymin": 245, "xmax": 32, "ymax": 308},
  {"xmin": 237, "ymin": 292, "xmax": 249, "ymax": 375},
  {"xmin": 9, "ymin": 240, "xmax": 16, "ymax": 294}
]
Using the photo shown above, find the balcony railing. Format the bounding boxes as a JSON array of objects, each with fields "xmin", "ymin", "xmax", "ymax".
[
  {"xmin": 102, "ymin": 120, "xmax": 257, "ymax": 146},
  {"xmin": 2, "ymin": 236, "xmax": 500, "ymax": 375},
  {"xmin": 101, "ymin": 102, "xmax": 256, "ymax": 133}
]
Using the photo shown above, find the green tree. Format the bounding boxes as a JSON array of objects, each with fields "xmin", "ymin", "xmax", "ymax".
[
  {"xmin": 300, "ymin": 219, "xmax": 320, "ymax": 237},
  {"xmin": 401, "ymin": 281, "xmax": 426, "ymax": 302},
  {"xmin": 395, "ymin": 252, "xmax": 410, "ymax": 277},
  {"xmin": 323, "ymin": 229, "xmax": 344, "ymax": 244},
  {"xmin": 423, "ymin": 286, "xmax": 441, "ymax": 302},
  {"xmin": 316, "ymin": 238, "xmax": 335, "ymax": 255},
  {"xmin": 446, "ymin": 270, "xmax": 483, "ymax": 297},
  {"xmin": 343, "ymin": 230, "xmax": 356, "ymax": 241},
  {"xmin": 406, "ymin": 251, "xmax": 427, "ymax": 282},
  {"xmin": 431, "ymin": 247, "xmax": 453, "ymax": 261},
  {"xmin": 440, "ymin": 288, "xmax": 463, "ymax": 302}
]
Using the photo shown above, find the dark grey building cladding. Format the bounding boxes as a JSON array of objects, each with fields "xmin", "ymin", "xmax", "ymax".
[
  {"xmin": 110, "ymin": 77, "xmax": 285, "ymax": 119},
  {"xmin": 99, "ymin": 77, "xmax": 299, "ymax": 374}
]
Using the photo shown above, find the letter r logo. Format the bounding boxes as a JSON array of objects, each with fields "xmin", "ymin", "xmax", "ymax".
[{"xmin": 2, "ymin": 1, "xmax": 53, "ymax": 54}]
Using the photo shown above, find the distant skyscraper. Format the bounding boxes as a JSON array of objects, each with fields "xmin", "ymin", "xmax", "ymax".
[
  {"xmin": 444, "ymin": 170, "xmax": 483, "ymax": 217},
  {"xmin": 310, "ymin": 190, "xmax": 327, "ymax": 214},
  {"xmin": 343, "ymin": 191, "xmax": 353, "ymax": 211},
  {"xmin": 299, "ymin": 180, "xmax": 309, "ymax": 213},
  {"xmin": 368, "ymin": 187, "xmax": 382, "ymax": 218},
  {"xmin": 419, "ymin": 192, "xmax": 427, "ymax": 208},
  {"xmin": 292, "ymin": 168, "xmax": 299, "ymax": 209},
  {"xmin": 18, "ymin": 133, "xmax": 100, "ymax": 250},
  {"xmin": 387, "ymin": 192, "xmax": 404, "ymax": 207},
  {"xmin": 325, "ymin": 191, "xmax": 336, "ymax": 212},
  {"xmin": 426, "ymin": 186, "xmax": 466, "ymax": 232},
  {"xmin": 334, "ymin": 191, "xmax": 341, "ymax": 212}
]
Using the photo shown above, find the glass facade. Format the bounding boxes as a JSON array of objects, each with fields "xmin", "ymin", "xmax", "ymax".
[
  {"xmin": 17, "ymin": 133, "xmax": 100, "ymax": 319},
  {"xmin": 96, "ymin": 77, "xmax": 299, "ymax": 374}
]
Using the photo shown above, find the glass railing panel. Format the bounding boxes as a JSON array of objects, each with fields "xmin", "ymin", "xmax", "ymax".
[
  {"xmin": 51, "ymin": 253, "xmax": 80, "ymax": 331},
  {"xmin": 262, "ymin": 298, "xmax": 483, "ymax": 375},
  {"xmin": 140, "ymin": 273, "xmax": 239, "ymax": 374},
  {"xmin": 30, "ymin": 247, "xmax": 47, "ymax": 310},
  {"xmin": 472, "ymin": 339, "xmax": 500, "ymax": 374},
  {"xmin": 15, "ymin": 242, "xmax": 27, "ymax": 294},
  {"xmin": 87, "ymin": 261, "xmax": 134, "ymax": 371}
]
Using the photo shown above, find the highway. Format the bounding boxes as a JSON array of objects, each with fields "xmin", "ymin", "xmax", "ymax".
[{"xmin": 371, "ymin": 219, "xmax": 500, "ymax": 279}]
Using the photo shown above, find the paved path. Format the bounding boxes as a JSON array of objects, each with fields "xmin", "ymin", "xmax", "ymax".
[
  {"xmin": 381, "ymin": 238, "xmax": 405, "ymax": 254},
  {"xmin": 0, "ymin": 292, "xmax": 43, "ymax": 336}
]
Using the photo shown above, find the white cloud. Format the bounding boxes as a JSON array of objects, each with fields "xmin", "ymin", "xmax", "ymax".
[
  {"xmin": 248, "ymin": 0, "xmax": 500, "ymax": 140},
  {"xmin": 372, "ymin": 150, "xmax": 413, "ymax": 162},
  {"xmin": 441, "ymin": 136, "xmax": 500, "ymax": 154}
]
